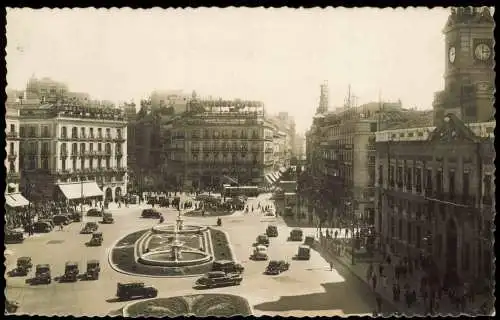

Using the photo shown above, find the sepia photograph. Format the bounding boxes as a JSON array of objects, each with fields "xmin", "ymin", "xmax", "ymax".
[{"xmin": 4, "ymin": 7, "xmax": 495, "ymax": 317}]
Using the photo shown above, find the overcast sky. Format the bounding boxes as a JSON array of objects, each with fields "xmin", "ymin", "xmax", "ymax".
[{"xmin": 7, "ymin": 8, "xmax": 451, "ymax": 133}]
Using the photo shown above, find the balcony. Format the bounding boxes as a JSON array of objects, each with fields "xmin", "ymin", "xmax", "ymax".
[
  {"xmin": 60, "ymin": 135, "xmax": 70, "ymax": 141},
  {"xmin": 60, "ymin": 150, "xmax": 68, "ymax": 157},
  {"xmin": 104, "ymin": 150, "xmax": 112, "ymax": 157},
  {"xmin": 71, "ymin": 135, "xmax": 79, "ymax": 140},
  {"xmin": 6, "ymin": 131, "xmax": 19, "ymax": 139},
  {"xmin": 7, "ymin": 152, "xmax": 17, "ymax": 160},
  {"xmin": 7, "ymin": 171, "xmax": 20, "ymax": 180},
  {"xmin": 105, "ymin": 135, "xmax": 113, "ymax": 142},
  {"xmin": 70, "ymin": 151, "xmax": 78, "ymax": 158},
  {"xmin": 114, "ymin": 136, "xmax": 126, "ymax": 142}
]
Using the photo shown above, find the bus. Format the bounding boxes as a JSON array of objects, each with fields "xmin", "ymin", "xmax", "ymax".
[{"xmin": 222, "ymin": 185, "xmax": 262, "ymax": 197}]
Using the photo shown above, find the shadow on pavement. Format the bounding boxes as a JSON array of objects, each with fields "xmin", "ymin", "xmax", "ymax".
[{"xmin": 253, "ymin": 281, "xmax": 378, "ymax": 315}]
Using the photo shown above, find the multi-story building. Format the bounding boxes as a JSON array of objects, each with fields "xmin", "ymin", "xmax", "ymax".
[
  {"xmin": 150, "ymin": 90, "xmax": 191, "ymax": 114},
  {"xmin": 25, "ymin": 76, "xmax": 69, "ymax": 103},
  {"xmin": 375, "ymin": 115, "xmax": 494, "ymax": 286},
  {"xmin": 5, "ymin": 103, "xmax": 30, "ymax": 222},
  {"xmin": 19, "ymin": 102, "xmax": 128, "ymax": 203},
  {"xmin": 163, "ymin": 98, "xmax": 276, "ymax": 190}
]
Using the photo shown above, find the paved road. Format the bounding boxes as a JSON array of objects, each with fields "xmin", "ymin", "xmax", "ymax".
[{"xmin": 6, "ymin": 194, "xmax": 386, "ymax": 316}]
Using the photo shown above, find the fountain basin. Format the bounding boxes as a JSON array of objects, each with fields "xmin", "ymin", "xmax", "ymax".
[
  {"xmin": 139, "ymin": 250, "xmax": 212, "ymax": 267},
  {"xmin": 152, "ymin": 224, "xmax": 207, "ymax": 235}
]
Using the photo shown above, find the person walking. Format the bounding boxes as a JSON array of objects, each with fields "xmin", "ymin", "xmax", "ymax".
[{"xmin": 330, "ymin": 261, "xmax": 334, "ymax": 271}]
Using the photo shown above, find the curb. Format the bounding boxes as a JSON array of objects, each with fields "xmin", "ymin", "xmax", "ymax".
[{"xmin": 313, "ymin": 239, "xmax": 403, "ymax": 314}]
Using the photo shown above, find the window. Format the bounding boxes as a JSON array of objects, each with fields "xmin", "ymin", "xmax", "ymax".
[
  {"xmin": 425, "ymin": 169, "xmax": 432, "ymax": 191},
  {"xmin": 72, "ymin": 158, "xmax": 77, "ymax": 170},
  {"xmin": 29, "ymin": 126, "xmax": 36, "ymax": 137},
  {"xmin": 89, "ymin": 158, "xmax": 93, "ymax": 169},
  {"xmin": 98, "ymin": 128, "xmax": 102, "ymax": 138},
  {"xmin": 98, "ymin": 143, "xmax": 102, "ymax": 151},
  {"xmin": 370, "ymin": 123, "xmax": 377, "ymax": 132},
  {"xmin": 436, "ymin": 170, "xmax": 443, "ymax": 193},
  {"xmin": 406, "ymin": 168, "xmax": 412, "ymax": 191},
  {"xmin": 378, "ymin": 165, "xmax": 383, "ymax": 185},
  {"xmin": 61, "ymin": 126, "xmax": 67, "ymax": 138},
  {"xmin": 80, "ymin": 158, "xmax": 85, "ymax": 169},
  {"xmin": 98, "ymin": 159, "xmax": 102, "ymax": 168},
  {"xmin": 41, "ymin": 142, "xmax": 49, "ymax": 155},
  {"xmin": 20, "ymin": 127, "xmax": 25, "ymax": 137},
  {"xmin": 106, "ymin": 128, "xmax": 111, "ymax": 138},
  {"xmin": 415, "ymin": 168, "xmax": 422, "ymax": 192},
  {"xmin": 407, "ymin": 222, "xmax": 412, "ymax": 244},
  {"xmin": 80, "ymin": 143, "xmax": 86, "ymax": 154},
  {"xmin": 117, "ymin": 128, "xmax": 122, "ymax": 138},
  {"xmin": 9, "ymin": 142, "xmax": 14, "ymax": 154},
  {"xmin": 80, "ymin": 127, "xmax": 85, "ymax": 138},
  {"xmin": 89, "ymin": 128, "xmax": 94, "ymax": 138},
  {"xmin": 449, "ymin": 170, "xmax": 455, "ymax": 195},
  {"xmin": 106, "ymin": 158, "xmax": 110, "ymax": 168},
  {"xmin": 72, "ymin": 127, "xmax": 78, "ymax": 138},
  {"xmin": 9, "ymin": 161, "xmax": 15, "ymax": 172},
  {"xmin": 61, "ymin": 158, "xmax": 66, "ymax": 171},
  {"xmin": 484, "ymin": 175, "xmax": 492, "ymax": 199},
  {"xmin": 398, "ymin": 219, "xmax": 403, "ymax": 239},
  {"xmin": 10, "ymin": 124, "xmax": 15, "ymax": 133}
]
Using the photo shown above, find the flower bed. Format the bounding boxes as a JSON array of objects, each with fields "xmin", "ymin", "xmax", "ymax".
[
  {"xmin": 110, "ymin": 228, "xmax": 235, "ymax": 277},
  {"xmin": 209, "ymin": 228, "xmax": 233, "ymax": 261},
  {"xmin": 123, "ymin": 294, "xmax": 252, "ymax": 317}
]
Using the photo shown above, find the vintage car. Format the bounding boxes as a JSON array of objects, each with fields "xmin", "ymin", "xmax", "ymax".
[
  {"xmin": 32, "ymin": 264, "xmax": 51, "ymax": 284},
  {"xmin": 304, "ymin": 235, "xmax": 315, "ymax": 246},
  {"xmin": 81, "ymin": 222, "xmax": 99, "ymax": 234},
  {"xmin": 87, "ymin": 231, "xmax": 103, "ymax": 246},
  {"xmin": 5, "ymin": 299, "xmax": 19, "ymax": 314},
  {"xmin": 87, "ymin": 208, "xmax": 103, "ymax": 217},
  {"xmin": 53, "ymin": 214, "xmax": 72, "ymax": 226},
  {"xmin": 256, "ymin": 234, "xmax": 270, "ymax": 247},
  {"xmin": 266, "ymin": 225, "xmax": 278, "ymax": 237},
  {"xmin": 100, "ymin": 212, "xmax": 114, "ymax": 224},
  {"xmin": 141, "ymin": 208, "xmax": 161, "ymax": 219},
  {"xmin": 32, "ymin": 221, "xmax": 53, "ymax": 233},
  {"xmin": 250, "ymin": 245, "xmax": 269, "ymax": 261},
  {"xmin": 195, "ymin": 271, "xmax": 243, "ymax": 288},
  {"xmin": 296, "ymin": 245, "xmax": 311, "ymax": 260},
  {"xmin": 61, "ymin": 261, "xmax": 79, "ymax": 282},
  {"xmin": 84, "ymin": 260, "xmax": 101, "ymax": 280},
  {"xmin": 289, "ymin": 228, "xmax": 303, "ymax": 241},
  {"xmin": 212, "ymin": 260, "xmax": 245, "ymax": 274},
  {"xmin": 10, "ymin": 257, "xmax": 33, "ymax": 276},
  {"xmin": 69, "ymin": 211, "xmax": 82, "ymax": 222},
  {"xmin": 265, "ymin": 260, "xmax": 290, "ymax": 275},
  {"xmin": 116, "ymin": 282, "xmax": 158, "ymax": 300},
  {"xmin": 5, "ymin": 229, "xmax": 24, "ymax": 244}
]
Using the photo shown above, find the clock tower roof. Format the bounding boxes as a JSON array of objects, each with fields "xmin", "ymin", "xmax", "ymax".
[{"xmin": 444, "ymin": 6, "xmax": 494, "ymax": 32}]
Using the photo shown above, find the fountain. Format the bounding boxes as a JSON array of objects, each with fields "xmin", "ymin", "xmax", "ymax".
[{"xmin": 137, "ymin": 208, "xmax": 213, "ymax": 267}]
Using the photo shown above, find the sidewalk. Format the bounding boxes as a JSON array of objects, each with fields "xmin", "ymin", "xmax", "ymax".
[{"xmin": 316, "ymin": 236, "xmax": 490, "ymax": 316}]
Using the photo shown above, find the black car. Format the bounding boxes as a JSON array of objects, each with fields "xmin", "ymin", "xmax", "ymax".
[
  {"xmin": 212, "ymin": 260, "xmax": 245, "ymax": 274},
  {"xmin": 141, "ymin": 209, "xmax": 161, "ymax": 219},
  {"xmin": 256, "ymin": 234, "xmax": 270, "ymax": 246},
  {"xmin": 53, "ymin": 214, "xmax": 72, "ymax": 226},
  {"xmin": 266, "ymin": 225, "xmax": 278, "ymax": 237},
  {"xmin": 32, "ymin": 264, "xmax": 51, "ymax": 284},
  {"xmin": 81, "ymin": 222, "xmax": 99, "ymax": 234},
  {"xmin": 195, "ymin": 271, "xmax": 243, "ymax": 288},
  {"xmin": 87, "ymin": 208, "xmax": 103, "ymax": 217},
  {"xmin": 116, "ymin": 282, "xmax": 158, "ymax": 300},
  {"xmin": 5, "ymin": 229, "xmax": 24, "ymax": 244},
  {"xmin": 265, "ymin": 260, "xmax": 290, "ymax": 275},
  {"xmin": 32, "ymin": 221, "xmax": 53, "ymax": 233}
]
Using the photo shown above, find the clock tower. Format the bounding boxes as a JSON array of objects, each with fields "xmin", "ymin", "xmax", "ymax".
[{"xmin": 433, "ymin": 6, "xmax": 494, "ymax": 125}]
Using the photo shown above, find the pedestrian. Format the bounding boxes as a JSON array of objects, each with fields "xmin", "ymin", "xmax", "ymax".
[
  {"xmin": 367, "ymin": 263, "xmax": 374, "ymax": 282},
  {"xmin": 59, "ymin": 222, "xmax": 64, "ymax": 231},
  {"xmin": 372, "ymin": 274, "xmax": 378, "ymax": 291},
  {"xmin": 376, "ymin": 295, "xmax": 382, "ymax": 314},
  {"xmin": 330, "ymin": 261, "xmax": 333, "ymax": 271}
]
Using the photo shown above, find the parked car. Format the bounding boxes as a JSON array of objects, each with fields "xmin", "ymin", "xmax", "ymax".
[
  {"xmin": 250, "ymin": 245, "xmax": 269, "ymax": 261},
  {"xmin": 266, "ymin": 225, "xmax": 278, "ymax": 237},
  {"xmin": 141, "ymin": 209, "xmax": 161, "ymax": 219},
  {"xmin": 304, "ymin": 235, "xmax": 315, "ymax": 246},
  {"xmin": 5, "ymin": 229, "xmax": 24, "ymax": 244},
  {"xmin": 116, "ymin": 282, "xmax": 158, "ymax": 300},
  {"xmin": 256, "ymin": 234, "xmax": 270, "ymax": 246},
  {"xmin": 87, "ymin": 231, "xmax": 103, "ymax": 246},
  {"xmin": 10, "ymin": 256, "xmax": 33, "ymax": 276},
  {"xmin": 265, "ymin": 260, "xmax": 290, "ymax": 275},
  {"xmin": 69, "ymin": 211, "xmax": 82, "ymax": 222},
  {"xmin": 84, "ymin": 260, "xmax": 100, "ymax": 280},
  {"xmin": 296, "ymin": 245, "xmax": 311, "ymax": 260},
  {"xmin": 100, "ymin": 212, "xmax": 114, "ymax": 224},
  {"xmin": 289, "ymin": 228, "xmax": 303, "ymax": 241},
  {"xmin": 81, "ymin": 222, "xmax": 99, "ymax": 234},
  {"xmin": 87, "ymin": 208, "xmax": 103, "ymax": 217},
  {"xmin": 32, "ymin": 221, "xmax": 53, "ymax": 233},
  {"xmin": 195, "ymin": 271, "xmax": 242, "ymax": 288},
  {"xmin": 5, "ymin": 299, "xmax": 19, "ymax": 314},
  {"xmin": 53, "ymin": 214, "xmax": 72, "ymax": 226},
  {"xmin": 40, "ymin": 219, "xmax": 55, "ymax": 229},
  {"xmin": 212, "ymin": 260, "xmax": 244, "ymax": 274},
  {"xmin": 32, "ymin": 264, "xmax": 51, "ymax": 284},
  {"xmin": 60, "ymin": 261, "xmax": 79, "ymax": 282}
]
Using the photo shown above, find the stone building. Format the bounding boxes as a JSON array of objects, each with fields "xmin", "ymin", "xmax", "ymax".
[
  {"xmin": 163, "ymin": 98, "xmax": 276, "ymax": 190},
  {"xmin": 18, "ymin": 102, "xmax": 128, "ymax": 203},
  {"xmin": 375, "ymin": 114, "xmax": 494, "ymax": 285}
]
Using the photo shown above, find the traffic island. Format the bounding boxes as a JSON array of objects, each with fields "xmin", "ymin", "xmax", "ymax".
[
  {"xmin": 122, "ymin": 294, "xmax": 253, "ymax": 317},
  {"xmin": 184, "ymin": 209, "xmax": 236, "ymax": 217},
  {"xmin": 109, "ymin": 226, "xmax": 234, "ymax": 278}
]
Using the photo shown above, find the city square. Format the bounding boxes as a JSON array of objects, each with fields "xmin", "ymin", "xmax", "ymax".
[{"xmin": 5, "ymin": 7, "xmax": 495, "ymax": 317}]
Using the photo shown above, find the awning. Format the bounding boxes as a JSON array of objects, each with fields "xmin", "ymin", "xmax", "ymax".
[
  {"xmin": 265, "ymin": 175, "xmax": 273, "ymax": 185},
  {"xmin": 222, "ymin": 175, "xmax": 238, "ymax": 185},
  {"xmin": 279, "ymin": 167, "xmax": 287, "ymax": 173},
  {"xmin": 268, "ymin": 174, "xmax": 277, "ymax": 183},
  {"xmin": 5, "ymin": 193, "xmax": 30, "ymax": 207},
  {"xmin": 273, "ymin": 172, "xmax": 280, "ymax": 180},
  {"xmin": 58, "ymin": 182, "xmax": 103, "ymax": 200}
]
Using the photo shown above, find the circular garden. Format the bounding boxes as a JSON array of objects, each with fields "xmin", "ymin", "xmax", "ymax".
[
  {"xmin": 109, "ymin": 227, "xmax": 234, "ymax": 277},
  {"xmin": 123, "ymin": 294, "xmax": 253, "ymax": 317}
]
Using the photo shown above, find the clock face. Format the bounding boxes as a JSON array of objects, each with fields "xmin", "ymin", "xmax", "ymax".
[
  {"xmin": 449, "ymin": 46, "xmax": 456, "ymax": 63},
  {"xmin": 475, "ymin": 43, "xmax": 491, "ymax": 61}
]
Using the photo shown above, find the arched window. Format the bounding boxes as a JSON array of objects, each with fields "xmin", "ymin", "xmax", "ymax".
[
  {"xmin": 105, "ymin": 143, "xmax": 111, "ymax": 154},
  {"xmin": 61, "ymin": 126, "xmax": 67, "ymax": 138},
  {"xmin": 71, "ymin": 143, "xmax": 78, "ymax": 155},
  {"xmin": 80, "ymin": 143, "xmax": 86, "ymax": 153},
  {"xmin": 72, "ymin": 127, "xmax": 78, "ymax": 139}
]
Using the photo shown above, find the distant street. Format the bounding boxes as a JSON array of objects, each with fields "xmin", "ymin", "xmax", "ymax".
[{"xmin": 5, "ymin": 193, "xmax": 389, "ymax": 316}]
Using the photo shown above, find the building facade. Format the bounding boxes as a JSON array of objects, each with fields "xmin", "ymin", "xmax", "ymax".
[
  {"xmin": 19, "ymin": 103, "xmax": 128, "ymax": 203},
  {"xmin": 163, "ymin": 99, "xmax": 275, "ymax": 190},
  {"xmin": 375, "ymin": 114, "xmax": 494, "ymax": 285}
]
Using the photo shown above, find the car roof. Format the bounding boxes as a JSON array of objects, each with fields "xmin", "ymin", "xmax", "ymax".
[
  {"xmin": 292, "ymin": 228, "xmax": 302, "ymax": 231},
  {"xmin": 18, "ymin": 256, "xmax": 31, "ymax": 260},
  {"xmin": 65, "ymin": 261, "xmax": 78, "ymax": 266},
  {"xmin": 88, "ymin": 259, "xmax": 100, "ymax": 264},
  {"xmin": 119, "ymin": 282, "xmax": 145, "ymax": 287},
  {"xmin": 256, "ymin": 245, "xmax": 267, "ymax": 249},
  {"xmin": 207, "ymin": 271, "xmax": 226, "ymax": 277},
  {"xmin": 93, "ymin": 231, "xmax": 103, "ymax": 235},
  {"xmin": 299, "ymin": 245, "xmax": 310, "ymax": 249},
  {"xmin": 36, "ymin": 264, "xmax": 50, "ymax": 268}
]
